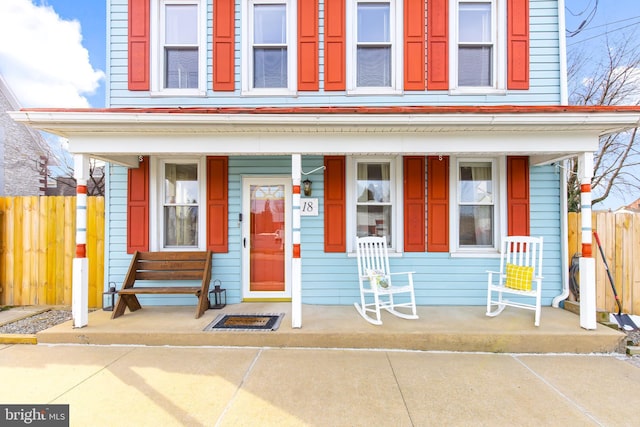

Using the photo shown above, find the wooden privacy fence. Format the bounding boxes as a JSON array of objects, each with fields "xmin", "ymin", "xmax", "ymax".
[
  {"xmin": 568, "ymin": 211, "xmax": 640, "ymax": 316},
  {"xmin": 0, "ymin": 196, "xmax": 104, "ymax": 308},
  {"xmin": 1, "ymin": 198, "xmax": 637, "ymax": 314}
]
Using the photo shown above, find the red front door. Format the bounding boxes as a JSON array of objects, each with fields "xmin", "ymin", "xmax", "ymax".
[{"xmin": 243, "ymin": 178, "xmax": 290, "ymax": 299}]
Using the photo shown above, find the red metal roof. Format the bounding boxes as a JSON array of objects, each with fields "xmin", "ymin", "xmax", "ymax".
[{"xmin": 19, "ymin": 105, "xmax": 640, "ymax": 115}]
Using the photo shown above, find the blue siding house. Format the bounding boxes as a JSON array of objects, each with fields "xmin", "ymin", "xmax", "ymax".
[{"xmin": 11, "ymin": 0, "xmax": 640, "ymax": 329}]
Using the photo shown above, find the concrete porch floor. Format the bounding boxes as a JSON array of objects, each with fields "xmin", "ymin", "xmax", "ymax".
[{"xmin": 36, "ymin": 303, "xmax": 626, "ymax": 354}]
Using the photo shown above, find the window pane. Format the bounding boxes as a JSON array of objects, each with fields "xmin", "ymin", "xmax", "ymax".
[
  {"xmin": 357, "ymin": 163, "xmax": 391, "ymax": 203},
  {"xmin": 165, "ymin": 48, "xmax": 199, "ymax": 88},
  {"xmin": 164, "ymin": 164, "xmax": 198, "ymax": 204},
  {"xmin": 459, "ymin": 162, "xmax": 492, "ymax": 204},
  {"xmin": 357, "ymin": 47, "xmax": 391, "ymax": 87},
  {"xmin": 254, "ymin": 48, "xmax": 288, "ymax": 88},
  {"xmin": 357, "ymin": 3, "xmax": 390, "ymax": 42},
  {"xmin": 254, "ymin": 4, "xmax": 286, "ymax": 44},
  {"xmin": 165, "ymin": 4, "xmax": 198, "ymax": 44},
  {"xmin": 458, "ymin": 46, "xmax": 492, "ymax": 86},
  {"xmin": 356, "ymin": 205, "xmax": 392, "ymax": 245},
  {"xmin": 164, "ymin": 206, "xmax": 199, "ymax": 247},
  {"xmin": 459, "ymin": 3, "xmax": 491, "ymax": 43},
  {"xmin": 164, "ymin": 163, "xmax": 199, "ymax": 248},
  {"xmin": 459, "ymin": 205, "xmax": 493, "ymax": 246},
  {"xmin": 355, "ymin": 161, "xmax": 393, "ymax": 247}
]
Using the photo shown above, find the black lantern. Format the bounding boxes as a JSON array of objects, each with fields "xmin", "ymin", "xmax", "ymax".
[
  {"xmin": 103, "ymin": 283, "xmax": 117, "ymax": 311},
  {"xmin": 303, "ymin": 178, "xmax": 312, "ymax": 196},
  {"xmin": 209, "ymin": 280, "xmax": 226, "ymax": 309}
]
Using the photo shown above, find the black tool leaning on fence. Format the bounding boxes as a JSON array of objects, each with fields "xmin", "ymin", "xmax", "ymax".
[{"xmin": 593, "ymin": 231, "xmax": 639, "ymax": 331}]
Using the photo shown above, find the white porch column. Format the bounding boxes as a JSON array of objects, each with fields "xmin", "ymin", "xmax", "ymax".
[
  {"xmin": 291, "ymin": 154, "xmax": 302, "ymax": 328},
  {"xmin": 72, "ymin": 154, "xmax": 90, "ymax": 328},
  {"xmin": 578, "ymin": 152, "xmax": 596, "ymax": 330}
]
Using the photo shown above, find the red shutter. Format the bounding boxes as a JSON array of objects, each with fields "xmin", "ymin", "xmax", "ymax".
[
  {"xmin": 207, "ymin": 156, "xmax": 229, "ymax": 252},
  {"xmin": 127, "ymin": 156, "xmax": 149, "ymax": 253},
  {"xmin": 427, "ymin": 156, "xmax": 449, "ymax": 252},
  {"xmin": 324, "ymin": 156, "xmax": 346, "ymax": 252},
  {"xmin": 213, "ymin": 0, "xmax": 235, "ymax": 91},
  {"xmin": 298, "ymin": 0, "xmax": 319, "ymax": 91},
  {"xmin": 507, "ymin": 156, "xmax": 530, "ymax": 236},
  {"xmin": 427, "ymin": 0, "xmax": 448, "ymax": 90},
  {"xmin": 507, "ymin": 0, "xmax": 529, "ymax": 90},
  {"xmin": 404, "ymin": 156, "xmax": 426, "ymax": 252},
  {"xmin": 404, "ymin": 0, "xmax": 425, "ymax": 90},
  {"xmin": 128, "ymin": 0, "xmax": 150, "ymax": 91},
  {"xmin": 324, "ymin": 0, "xmax": 346, "ymax": 91}
]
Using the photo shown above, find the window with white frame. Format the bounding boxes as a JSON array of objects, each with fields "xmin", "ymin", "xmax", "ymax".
[
  {"xmin": 242, "ymin": 0, "xmax": 296, "ymax": 94},
  {"xmin": 454, "ymin": 159, "xmax": 499, "ymax": 250},
  {"xmin": 350, "ymin": 158, "xmax": 398, "ymax": 249},
  {"xmin": 347, "ymin": 0, "xmax": 402, "ymax": 93},
  {"xmin": 451, "ymin": 0, "xmax": 505, "ymax": 91},
  {"xmin": 150, "ymin": 0, "xmax": 206, "ymax": 94},
  {"xmin": 151, "ymin": 158, "xmax": 205, "ymax": 250}
]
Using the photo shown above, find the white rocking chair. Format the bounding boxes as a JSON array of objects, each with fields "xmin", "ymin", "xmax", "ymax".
[
  {"xmin": 486, "ymin": 236, "xmax": 544, "ymax": 326},
  {"xmin": 354, "ymin": 236, "xmax": 418, "ymax": 325}
]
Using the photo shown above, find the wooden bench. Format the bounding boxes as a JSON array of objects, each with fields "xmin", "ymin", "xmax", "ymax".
[{"xmin": 111, "ymin": 251, "xmax": 213, "ymax": 319}]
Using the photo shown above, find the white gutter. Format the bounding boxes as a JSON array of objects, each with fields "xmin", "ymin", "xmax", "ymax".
[
  {"xmin": 553, "ymin": 159, "xmax": 571, "ymax": 307},
  {"xmin": 9, "ymin": 110, "xmax": 640, "ymax": 132},
  {"xmin": 558, "ymin": 0, "xmax": 569, "ymax": 105}
]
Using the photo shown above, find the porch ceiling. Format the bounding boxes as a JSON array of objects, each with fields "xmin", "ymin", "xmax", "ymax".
[{"xmin": 10, "ymin": 106, "xmax": 640, "ymax": 168}]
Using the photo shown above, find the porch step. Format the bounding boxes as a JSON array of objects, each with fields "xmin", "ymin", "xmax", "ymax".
[
  {"xmin": 627, "ymin": 346, "xmax": 640, "ymax": 356},
  {"xmin": 562, "ymin": 300, "xmax": 610, "ymax": 323}
]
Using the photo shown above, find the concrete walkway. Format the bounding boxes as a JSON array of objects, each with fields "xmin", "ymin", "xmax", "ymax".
[{"xmin": 1, "ymin": 343, "xmax": 639, "ymax": 426}]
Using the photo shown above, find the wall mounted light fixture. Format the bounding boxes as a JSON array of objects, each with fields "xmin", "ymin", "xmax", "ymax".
[{"xmin": 303, "ymin": 179, "xmax": 312, "ymax": 196}]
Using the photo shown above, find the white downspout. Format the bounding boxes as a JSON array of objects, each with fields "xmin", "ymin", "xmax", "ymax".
[
  {"xmin": 553, "ymin": 160, "xmax": 570, "ymax": 307},
  {"xmin": 552, "ymin": 0, "xmax": 571, "ymax": 307},
  {"xmin": 558, "ymin": 0, "xmax": 569, "ymax": 105}
]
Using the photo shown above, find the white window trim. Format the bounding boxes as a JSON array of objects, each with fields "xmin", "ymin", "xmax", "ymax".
[
  {"xmin": 346, "ymin": 0, "xmax": 403, "ymax": 95},
  {"xmin": 149, "ymin": 156, "xmax": 207, "ymax": 251},
  {"xmin": 241, "ymin": 0, "xmax": 298, "ymax": 96},
  {"xmin": 449, "ymin": 0, "xmax": 506, "ymax": 94},
  {"xmin": 449, "ymin": 156, "xmax": 506, "ymax": 255},
  {"xmin": 345, "ymin": 156, "xmax": 404, "ymax": 253},
  {"xmin": 149, "ymin": 0, "xmax": 207, "ymax": 96}
]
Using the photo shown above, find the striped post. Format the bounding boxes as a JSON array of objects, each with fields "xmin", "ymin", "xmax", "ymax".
[
  {"xmin": 578, "ymin": 152, "xmax": 596, "ymax": 330},
  {"xmin": 291, "ymin": 154, "xmax": 302, "ymax": 328},
  {"xmin": 72, "ymin": 155, "xmax": 89, "ymax": 328}
]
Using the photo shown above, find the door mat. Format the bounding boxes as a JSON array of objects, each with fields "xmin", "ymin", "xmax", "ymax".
[{"xmin": 203, "ymin": 313, "xmax": 285, "ymax": 331}]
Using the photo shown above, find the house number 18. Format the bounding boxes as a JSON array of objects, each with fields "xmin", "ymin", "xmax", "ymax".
[{"xmin": 300, "ymin": 198, "xmax": 319, "ymax": 216}]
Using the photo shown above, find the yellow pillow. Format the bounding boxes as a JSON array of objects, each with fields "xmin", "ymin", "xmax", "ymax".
[{"xmin": 505, "ymin": 263, "xmax": 533, "ymax": 291}]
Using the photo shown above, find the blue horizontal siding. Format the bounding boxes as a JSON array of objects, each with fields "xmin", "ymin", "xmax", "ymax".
[
  {"xmin": 108, "ymin": 0, "xmax": 563, "ymax": 108},
  {"xmin": 105, "ymin": 158, "xmax": 563, "ymax": 308}
]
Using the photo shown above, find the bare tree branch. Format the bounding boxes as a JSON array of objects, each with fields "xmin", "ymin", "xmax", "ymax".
[{"xmin": 567, "ymin": 32, "xmax": 640, "ymax": 211}]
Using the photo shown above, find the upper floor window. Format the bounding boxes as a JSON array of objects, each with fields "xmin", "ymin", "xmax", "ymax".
[
  {"xmin": 242, "ymin": 0, "xmax": 297, "ymax": 95},
  {"xmin": 451, "ymin": 0, "xmax": 505, "ymax": 92},
  {"xmin": 347, "ymin": 0, "xmax": 402, "ymax": 93},
  {"xmin": 151, "ymin": 0, "xmax": 206, "ymax": 95}
]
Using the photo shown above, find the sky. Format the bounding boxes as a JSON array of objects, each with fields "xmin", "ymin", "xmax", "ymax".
[
  {"xmin": 0, "ymin": 0, "xmax": 639, "ymax": 206},
  {"xmin": 0, "ymin": 0, "xmax": 637, "ymax": 108},
  {"xmin": 0, "ymin": 0, "xmax": 106, "ymax": 108}
]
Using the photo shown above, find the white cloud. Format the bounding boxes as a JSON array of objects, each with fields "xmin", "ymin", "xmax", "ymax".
[{"xmin": 0, "ymin": 0, "xmax": 104, "ymax": 108}]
